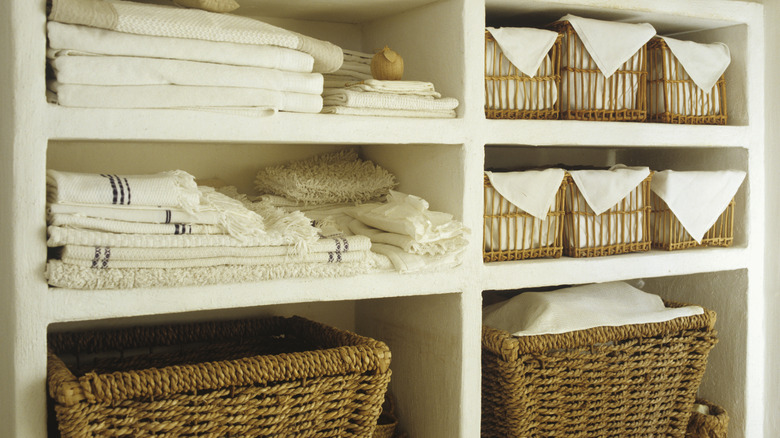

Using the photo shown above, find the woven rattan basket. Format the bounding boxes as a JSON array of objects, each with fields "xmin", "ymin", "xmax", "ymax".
[
  {"xmin": 549, "ymin": 20, "xmax": 648, "ymax": 122},
  {"xmin": 484, "ymin": 30, "xmax": 562, "ymax": 119},
  {"xmin": 47, "ymin": 315, "xmax": 392, "ymax": 438},
  {"xmin": 482, "ymin": 301, "xmax": 718, "ymax": 438},
  {"xmin": 648, "ymin": 37, "xmax": 727, "ymax": 125},
  {"xmin": 651, "ymin": 193, "xmax": 735, "ymax": 250},
  {"xmin": 563, "ymin": 173, "xmax": 652, "ymax": 257},
  {"xmin": 686, "ymin": 399, "xmax": 729, "ymax": 438},
  {"xmin": 483, "ymin": 173, "xmax": 566, "ymax": 262}
]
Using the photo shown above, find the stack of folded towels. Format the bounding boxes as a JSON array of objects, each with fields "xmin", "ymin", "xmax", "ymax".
[
  {"xmin": 321, "ymin": 50, "xmax": 460, "ymax": 118},
  {"xmin": 254, "ymin": 148, "xmax": 469, "ymax": 273},
  {"xmin": 46, "ymin": 0, "xmax": 344, "ymax": 114},
  {"xmin": 46, "ymin": 169, "xmax": 376, "ymax": 290}
]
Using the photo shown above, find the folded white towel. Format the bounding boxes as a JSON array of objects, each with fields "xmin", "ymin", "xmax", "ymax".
[
  {"xmin": 49, "ymin": 0, "xmax": 343, "ymax": 73},
  {"xmin": 50, "ymin": 54, "xmax": 324, "ymax": 94},
  {"xmin": 50, "ymin": 213, "xmax": 223, "ymax": 235},
  {"xmin": 659, "ymin": 36, "xmax": 731, "ymax": 91},
  {"xmin": 321, "ymin": 106, "xmax": 456, "ymax": 118},
  {"xmin": 324, "ymin": 71, "xmax": 373, "ymax": 84},
  {"xmin": 370, "ymin": 243, "xmax": 464, "ymax": 273},
  {"xmin": 484, "ymin": 169, "xmax": 565, "ymax": 221},
  {"xmin": 342, "ymin": 49, "xmax": 373, "ymax": 63},
  {"xmin": 49, "ymin": 82, "xmax": 323, "ymax": 113},
  {"xmin": 322, "ymin": 89, "xmax": 459, "ymax": 111},
  {"xmin": 560, "ymin": 14, "xmax": 656, "ymax": 78},
  {"xmin": 651, "ymin": 170, "xmax": 745, "ymax": 243},
  {"xmin": 486, "ymin": 27, "xmax": 559, "ymax": 77},
  {"xmin": 47, "ymin": 22, "xmax": 315, "ymax": 73},
  {"xmin": 569, "ymin": 165, "xmax": 651, "ymax": 215},
  {"xmin": 348, "ymin": 219, "xmax": 468, "ymax": 256},
  {"xmin": 339, "ymin": 60, "xmax": 373, "ymax": 76},
  {"xmin": 483, "ymin": 281, "xmax": 704, "ymax": 337},
  {"xmin": 345, "ymin": 79, "xmax": 441, "ymax": 98},
  {"xmin": 48, "ymin": 202, "xmax": 222, "ymax": 224}
]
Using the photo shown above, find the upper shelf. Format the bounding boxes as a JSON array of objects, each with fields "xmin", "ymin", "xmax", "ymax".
[{"xmin": 226, "ymin": 0, "xmax": 440, "ymax": 24}]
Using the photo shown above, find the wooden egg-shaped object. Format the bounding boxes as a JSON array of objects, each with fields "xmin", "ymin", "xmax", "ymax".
[{"xmin": 371, "ymin": 46, "xmax": 404, "ymax": 80}]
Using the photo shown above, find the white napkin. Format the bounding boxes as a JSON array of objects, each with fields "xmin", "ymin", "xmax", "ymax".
[
  {"xmin": 569, "ymin": 165, "xmax": 651, "ymax": 215},
  {"xmin": 660, "ymin": 36, "xmax": 731, "ymax": 91},
  {"xmin": 484, "ymin": 169, "xmax": 565, "ymax": 220},
  {"xmin": 561, "ymin": 14, "xmax": 656, "ymax": 78},
  {"xmin": 482, "ymin": 281, "xmax": 704, "ymax": 337},
  {"xmin": 486, "ymin": 27, "xmax": 559, "ymax": 77},
  {"xmin": 651, "ymin": 170, "xmax": 745, "ymax": 243}
]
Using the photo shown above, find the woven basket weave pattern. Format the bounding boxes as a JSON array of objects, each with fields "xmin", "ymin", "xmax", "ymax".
[
  {"xmin": 651, "ymin": 193, "xmax": 735, "ymax": 250},
  {"xmin": 685, "ymin": 399, "xmax": 729, "ymax": 438}
]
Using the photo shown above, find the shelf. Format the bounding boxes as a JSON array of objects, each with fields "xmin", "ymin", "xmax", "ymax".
[
  {"xmin": 481, "ymin": 247, "xmax": 749, "ymax": 291},
  {"xmin": 233, "ymin": 0, "xmax": 441, "ymax": 24}
]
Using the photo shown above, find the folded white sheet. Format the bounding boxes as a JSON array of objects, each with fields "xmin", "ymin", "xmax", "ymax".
[
  {"xmin": 483, "ymin": 281, "xmax": 703, "ymax": 337},
  {"xmin": 322, "ymin": 89, "xmax": 459, "ymax": 111},
  {"xmin": 569, "ymin": 166, "xmax": 651, "ymax": 215},
  {"xmin": 486, "ymin": 27, "xmax": 559, "ymax": 77},
  {"xmin": 49, "ymin": 82, "xmax": 323, "ymax": 113},
  {"xmin": 484, "ymin": 169, "xmax": 565, "ymax": 220},
  {"xmin": 345, "ymin": 79, "xmax": 441, "ymax": 98},
  {"xmin": 50, "ymin": 54, "xmax": 324, "ymax": 94},
  {"xmin": 370, "ymin": 243, "xmax": 464, "ymax": 273},
  {"xmin": 659, "ymin": 36, "xmax": 730, "ymax": 91},
  {"xmin": 321, "ymin": 106, "xmax": 456, "ymax": 118},
  {"xmin": 651, "ymin": 170, "xmax": 745, "ymax": 243},
  {"xmin": 49, "ymin": 0, "xmax": 343, "ymax": 73},
  {"xmin": 348, "ymin": 219, "xmax": 468, "ymax": 256},
  {"xmin": 47, "ymin": 22, "xmax": 315, "ymax": 73},
  {"xmin": 48, "ymin": 202, "xmax": 222, "ymax": 224},
  {"xmin": 50, "ymin": 213, "xmax": 223, "ymax": 235}
]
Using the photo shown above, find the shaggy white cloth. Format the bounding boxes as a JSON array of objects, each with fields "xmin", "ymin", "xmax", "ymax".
[
  {"xmin": 344, "ymin": 80, "xmax": 441, "ymax": 98},
  {"xmin": 348, "ymin": 219, "xmax": 467, "ymax": 256},
  {"xmin": 321, "ymin": 106, "xmax": 456, "ymax": 118},
  {"xmin": 48, "ymin": 0, "xmax": 343, "ymax": 73},
  {"xmin": 48, "ymin": 203, "xmax": 221, "ymax": 224},
  {"xmin": 50, "ymin": 214, "xmax": 223, "ymax": 235},
  {"xmin": 482, "ymin": 281, "xmax": 703, "ymax": 337},
  {"xmin": 486, "ymin": 27, "xmax": 559, "ymax": 77},
  {"xmin": 50, "ymin": 54, "xmax": 324, "ymax": 94},
  {"xmin": 255, "ymin": 148, "xmax": 397, "ymax": 205},
  {"xmin": 322, "ymin": 89, "xmax": 459, "ymax": 111},
  {"xmin": 46, "ymin": 257, "xmax": 375, "ymax": 289},
  {"xmin": 47, "ymin": 22, "xmax": 315, "ymax": 73}
]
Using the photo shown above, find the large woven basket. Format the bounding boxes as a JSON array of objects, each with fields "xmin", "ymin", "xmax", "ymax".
[
  {"xmin": 549, "ymin": 20, "xmax": 648, "ymax": 122},
  {"xmin": 48, "ymin": 315, "xmax": 392, "ymax": 438},
  {"xmin": 483, "ymin": 173, "xmax": 566, "ymax": 262},
  {"xmin": 482, "ymin": 301, "xmax": 718, "ymax": 438},
  {"xmin": 651, "ymin": 193, "xmax": 735, "ymax": 250},
  {"xmin": 686, "ymin": 398, "xmax": 729, "ymax": 438},
  {"xmin": 484, "ymin": 30, "xmax": 562, "ymax": 119},
  {"xmin": 563, "ymin": 173, "xmax": 652, "ymax": 257},
  {"xmin": 648, "ymin": 37, "xmax": 727, "ymax": 125}
]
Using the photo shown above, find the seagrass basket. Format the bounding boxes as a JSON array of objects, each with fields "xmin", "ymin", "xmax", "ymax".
[
  {"xmin": 563, "ymin": 173, "xmax": 652, "ymax": 257},
  {"xmin": 686, "ymin": 399, "xmax": 729, "ymax": 438},
  {"xmin": 648, "ymin": 37, "xmax": 727, "ymax": 125},
  {"xmin": 483, "ymin": 173, "xmax": 566, "ymax": 262},
  {"xmin": 482, "ymin": 301, "xmax": 718, "ymax": 438},
  {"xmin": 549, "ymin": 20, "xmax": 648, "ymax": 121},
  {"xmin": 47, "ymin": 315, "xmax": 392, "ymax": 438},
  {"xmin": 651, "ymin": 193, "xmax": 735, "ymax": 250},
  {"xmin": 484, "ymin": 30, "xmax": 562, "ymax": 119}
]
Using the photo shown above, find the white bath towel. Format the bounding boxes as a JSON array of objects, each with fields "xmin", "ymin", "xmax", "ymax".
[
  {"xmin": 560, "ymin": 15, "xmax": 656, "ymax": 78},
  {"xmin": 47, "ymin": 22, "xmax": 315, "ymax": 73},
  {"xmin": 345, "ymin": 80, "xmax": 441, "ymax": 98},
  {"xmin": 48, "ymin": 0, "xmax": 343, "ymax": 73},
  {"xmin": 50, "ymin": 213, "xmax": 223, "ymax": 235},
  {"xmin": 348, "ymin": 219, "xmax": 468, "ymax": 256},
  {"xmin": 651, "ymin": 170, "xmax": 745, "ymax": 243},
  {"xmin": 659, "ymin": 36, "xmax": 730, "ymax": 91},
  {"xmin": 47, "ymin": 169, "xmax": 200, "ymax": 209},
  {"xmin": 46, "ymin": 257, "xmax": 375, "ymax": 289},
  {"xmin": 48, "ymin": 202, "xmax": 222, "ymax": 225},
  {"xmin": 569, "ymin": 166, "xmax": 651, "ymax": 215},
  {"xmin": 322, "ymin": 89, "xmax": 459, "ymax": 111},
  {"xmin": 484, "ymin": 169, "xmax": 565, "ymax": 221},
  {"xmin": 321, "ymin": 106, "xmax": 456, "ymax": 118},
  {"xmin": 50, "ymin": 54, "xmax": 324, "ymax": 94},
  {"xmin": 486, "ymin": 27, "xmax": 559, "ymax": 77},
  {"xmin": 482, "ymin": 281, "xmax": 703, "ymax": 337},
  {"xmin": 49, "ymin": 82, "xmax": 323, "ymax": 113},
  {"xmin": 370, "ymin": 243, "xmax": 464, "ymax": 274}
]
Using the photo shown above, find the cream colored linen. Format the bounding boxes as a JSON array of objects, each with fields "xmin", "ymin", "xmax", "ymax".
[{"xmin": 321, "ymin": 106, "xmax": 456, "ymax": 118}]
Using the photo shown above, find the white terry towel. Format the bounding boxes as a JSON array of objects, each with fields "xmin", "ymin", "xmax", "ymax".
[
  {"xmin": 321, "ymin": 106, "xmax": 456, "ymax": 118},
  {"xmin": 569, "ymin": 165, "xmax": 651, "ymax": 215},
  {"xmin": 346, "ymin": 80, "xmax": 442, "ymax": 98},
  {"xmin": 651, "ymin": 170, "xmax": 745, "ymax": 243},
  {"xmin": 482, "ymin": 281, "xmax": 704, "ymax": 337},
  {"xmin": 484, "ymin": 169, "xmax": 565, "ymax": 220},
  {"xmin": 48, "ymin": 0, "xmax": 343, "ymax": 73},
  {"xmin": 47, "ymin": 169, "xmax": 200, "ymax": 209},
  {"xmin": 50, "ymin": 54, "xmax": 324, "ymax": 94},
  {"xmin": 560, "ymin": 14, "xmax": 656, "ymax": 78},
  {"xmin": 49, "ymin": 82, "xmax": 323, "ymax": 113},
  {"xmin": 486, "ymin": 27, "xmax": 559, "ymax": 77},
  {"xmin": 322, "ymin": 89, "xmax": 459, "ymax": 111},
  {"xmin": 659, "ymin": 36, "xmax": 730, "ymax": 91},
  {"xmin": 46, "ymin": 22, "xmax": 315, "ymax": 73}
]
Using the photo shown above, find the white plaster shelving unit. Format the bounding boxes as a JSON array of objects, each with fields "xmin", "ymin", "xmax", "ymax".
[{"xmin": 0, "ymin": 0, "xmax": 765, "ymax": 437}]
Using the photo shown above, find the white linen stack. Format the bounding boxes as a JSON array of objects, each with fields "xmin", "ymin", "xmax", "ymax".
[
  {"xmin": 46, "ymin": 0, "xmax": 344, "ymax": 114},
  {"xmin": 45, "ymin": 170, "xmax": 377, "ymax": 290},
  {"xmin": 321, "ymin": 49, "xmax": 460, "ymax": 118}
]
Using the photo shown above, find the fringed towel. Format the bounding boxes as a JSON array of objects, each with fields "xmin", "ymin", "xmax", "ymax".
[
  {"xmin": 348, "ymin": 219, "xmax": 467, "ymax": 256},
  {"xmin": 49, "ymin": 214, "xmax": 223, "ymax": 235},
  {"xmin": 48, "ymin": 202, "xmax": 222, "ymax": 225}
]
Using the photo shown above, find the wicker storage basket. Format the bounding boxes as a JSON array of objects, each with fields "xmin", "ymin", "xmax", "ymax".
[
  {"xmin": 47, "ymin": 315, "xmax": 392, "ymax": 438},
  {"xmin": 563, "ymin": 173, "xmax": 652, "ymax": 257},
  {"xmin": 549, "ymin": 20, "xmax": 648, "ymax": 122},
  {"xmin": 483, "ymin": 173, "xmax": 566, "ymax": 262},
  {"xmin": 686, "ymin": 399, "xmax": 729, "ymax": 438},
  {"xmin": 482, "ymin": 301, "xmax": 718, "ymax": 438},
  {"xmin": 648, "ymin": 37, "xmax": 727, "ymax": 125},
  {"xmin": 484, "ymin": 30, "xmax": 562, "ymax": 119},
  {"xmin": 651, "ymin": 193, "xmax": 735, "ymax": 250}
]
